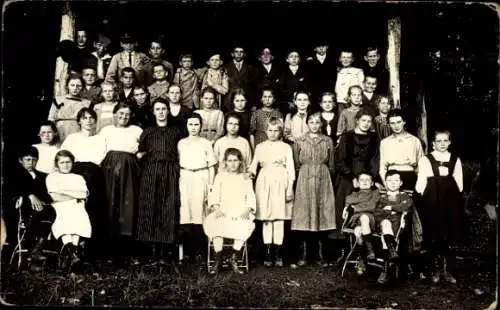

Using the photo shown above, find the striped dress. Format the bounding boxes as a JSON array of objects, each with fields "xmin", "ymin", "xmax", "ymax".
[{"xmin": 135, "ymin": 124, "xmax": 183, "ymax": 244}]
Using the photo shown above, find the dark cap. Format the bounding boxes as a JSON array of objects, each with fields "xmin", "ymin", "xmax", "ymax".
[
  {"xmin": 120, "ymin": 33, "xmax": 136, "ymax": 44},
  {"xmin": 95, "ymin": 33, "xmax": 111, "ymax": 46}
]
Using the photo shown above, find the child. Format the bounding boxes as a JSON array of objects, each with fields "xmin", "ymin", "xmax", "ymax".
[
  {"xmin": 203, "ymin": 148, "xmax": 256, "ymax": 274},
  {"xmin": 291, "ymin": 112, "xmax": 336, "ymax": 267},
  {"xmin": 373, "ymin": 96, "xmax": 392, "ymax": 140},
  {"xmin": 227, "ymin": 88, "xmax": 251, "ymax": 141},
  {"xmin": 131, "ymin": 85, "xmax": 155, "ymax": 129},
  {"xmin": 415, "ymin": 130, "xmax": 463, "ymax": 284},
  {"xmin": 194, "ymin": 87, "xmax": 225, "ymax": 144},
  {"xmin": 253, "ymin": 48, "xmax": 281, "ymax": 102},
  {"xmin": 284, "ymin": 90, "xmax": 310, "ymax": 143},
  {"xmin": 277, "ymin": 49, "xmax": 309, "ymax": 116},
  {"xmin": 177, "ymin": 113, "xmax": 217, "ymax": 262},
  {"xmin": 173, "ymin": 54, "xmax": 200, "ymax": 109},
  {"xmin": 199, "ymin": 52, "xmax": 229, "ymax": 110},
  {"xmin": 249, "ymin": 88, "xmax": 283, "ymax": 150},
  {"xmin": 117, "ymin": 67, "xmax": 137, "ymax": 105},
  {"xmin": 33, "ymin": 121, "xmax": 61, "ymax": 174},
  {"xmin": 93, "ymin": 82, "xmax": 118, "ymax": 133},
  {"xmin": 362, "ymin": 47, "xmax": 389, "ymax": 95},
  {"xmin": 223, "ymin": 45, "xmax": 254, "ymax": 112},
  {"xmin": 106, "ymin": 33, "xmax": 148, "ymax": 85},
  {"xmin": 374, "ymin": 170, "xmax": 414, "ymax": 284},
  {"xmin": 148, "ymin": 63, "xmax": 170, "ymax": 103},
  {"xmin": 82, "ymin": 33, "xmax": 112, "ymax": 83},
  {"xmin": 306, "ymin": 41, "xmax": 337, "ymax": 104},
  {"xmin": 46, "ymin": 150, "xmax": 91, "ymax": 270},
  {"xmin": 143, "ymin": 36, "xmax": 174, "ymax": 86},
  {"xmin": 214, "ymin": 112, "xmax": 252, "ymax": 172},
  {"xmin": 336, "ymin": 85, "xmax": 364, "ymax": 138},
  {"xmin": 80, "ymin": 67, "xmax": 102, "ymax": 106},
  {"xmin": 344, "ymin": 172, "xmax": 380, "ymax": 275},
  {"xmin": 48, "ymin": 75, "xmax": 91, "ymax": 142},
  {"xmin": 361, "ymin": 75, "xmax": 380, "ymax": 116},
  {"xmin": 319, "ymin": 92, "xmax": 339, "ymax": 146},
  {"xmin": 335, "ymin": 49, "xmax": 364, "ymax": 113},
  {"xmin": 249, "ymin": 117, "xmax": 295, "ymax": 267}
]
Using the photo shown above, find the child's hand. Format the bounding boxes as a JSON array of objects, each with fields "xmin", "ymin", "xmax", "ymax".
[
  {"xmin": 28, "ymin": 194, "xmax": 44, "ymax": 212},
  {"xmin": 286, "ymin": 189, "xmax": 294, "ymax": 202},
  {"xmin": 375, "ymin": 182, "xmax": 385, "ymax": 191},
  {"xmin": 243, "ymin": 172, "xmax": 254, "ymax": 180},
  {"xmin": 136, "ymin": 152, "xmax": 146, "ymax": 159},
  {"xmin": 383, "ymin": 206, "xmax": 392, "ymax": 211},
  {"xmin": 215, "ymin": 210, "xmax": 225, "ymax": 219}
]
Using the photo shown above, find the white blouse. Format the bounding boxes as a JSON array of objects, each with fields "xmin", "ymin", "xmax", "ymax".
[
  {"xmin": 415, "ymin": 151, "xmax": 463, "ymax": 194},
  {"xmin": 100, "ymin": 125, "xmax": 143, "ymax": 154},
  {"xmin": 33, "ymin": 143, "xmax": 60, "ymax": 174},
  {"xmin": 213, "ymin": 136, "xmax": 252, "ymax": 170},
  {"xmin": 61, "ymin": 131, "xmax": 107, "ymax": 165},
  {"xmin": 178, "ymin": 137, "xmax": 217, "ymax": 170},
  {"xmin": 379, "ymin": 132, "xmax": 424, "ymax": 181}
]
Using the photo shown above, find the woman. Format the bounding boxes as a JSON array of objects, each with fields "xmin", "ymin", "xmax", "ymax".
[
  {"xmin": 135, "ymin": 97, "xmax": 183, "ymax": 264},
  {"xmin": 167, "ymin": 84, "xmax": 192, "ymax": 136},
  {"xmin": 131, "ymin": 85, "xmax": 155, "ymax": 129},
  {"xmin": 333, "ymin": 108, "xmax": 380, "ymax": 258},
  {"xmin": 100, "ymin": 103, "xmax": 143, "ymax": 264},
  {"xmin": 48, "ymin": 75, "xmax": 91, "ymax": 143},
  {"xmin": 60, "ymin": 107, "xmax": 108, "ymax": 263}
]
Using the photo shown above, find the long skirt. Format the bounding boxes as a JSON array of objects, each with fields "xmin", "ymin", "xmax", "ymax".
[
  {"xmin": 255, "ymin": 166, "xmax": 293, "ymax": 221},
  {"xmin": 179, "ymin": 168, "xmax": 210, "ymax": 225},
  {"xmin": 292, "ymin": 164, "xmax": 336, "ymax": 231},
  {"xmin": 101, "ymin": 151, "xmax": 140, "ymax": 238},
  {"xmin": 419, "ymin": 175, "xmax": 463, "ymax": 246},
  {"xmin": 72, "ymin": 162, "xmax": 109, "ymax": 241},
  {"xmin": 135, "ymin": 159, "xmax": 180, "ymax": 244}
]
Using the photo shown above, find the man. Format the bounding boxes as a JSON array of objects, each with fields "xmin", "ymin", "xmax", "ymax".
[
  {"xmin": 83, "ymin": 33, "xmax": 113, "ymax": 84},
  {"xmin": 71, "ymin": 29, "xmax": 93, "ymax": 73},
  {"xmin": 306, "ymin": 41, "xmax": 337, "ymax": 106},
  {"xmin": 362, "ymin": 47, "xmax": 390, "ymax": 96},
  {"xmin": 106, "ymin": 33, "xmax": 148, "ymax": 85},
  {"xmin": 223, "ymin": 45, "xmax": 254, "ymax": 111}
]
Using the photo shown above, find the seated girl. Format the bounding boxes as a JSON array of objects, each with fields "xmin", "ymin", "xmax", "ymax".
[
  {"xmin": 46, "ymin": 150, "xmax": 91, "ymax": 270},
  {"xmin": 203, "ymin": 148, "xmax": 256, "ymax": 275}
]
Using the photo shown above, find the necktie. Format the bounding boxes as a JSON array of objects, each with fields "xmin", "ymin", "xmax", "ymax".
[
  {"xmin": 128, "ymin": 52, "xmax": 133, "ymax": 67},
  {"xmin": 236, "ymin": 62, "xmax": 241, "ymax": 71}
]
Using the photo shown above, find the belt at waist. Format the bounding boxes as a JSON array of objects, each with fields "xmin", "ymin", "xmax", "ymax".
[
  {"xmin": 388, "ymin": 164, "xmax": 416, "ymax": 171},
  {"xmin": 181, "ymin": 166, "xmax": 209, "ymax": 172},
  {"xmin": 55, "ymin": 118, "xmax": 77, "ymax": 122},
  {"xmin": 201, "ymin": 129, "xmax": 217, "ymax": 132}
]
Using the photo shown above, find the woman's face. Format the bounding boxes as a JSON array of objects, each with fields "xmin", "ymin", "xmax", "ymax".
[
  {"xmin": 153, "ymin": 102, "xmax": 169, "ymax": 122},
  {"xmin": 201, "ymin": 92, "xmax": 215, "ymax": 109},
  {"xmin": 307, "ymin": 116, "xmax": 322, "ymax": 134},
  {"xmin": 39, "ymin": 125, "xmax": 55, "ymax": 144},
  {"xmin": 67, "ymin": 79, "xmax": 83, "ymax": 96},
  {"xmin": 295, "ymin": 93, "xmax": 310, "ymax": 111},
  {"xmin": 57, "ymin": 156, "xmax": 73, "ymax": 174},
  {"xmin": 356, "ymin": 115, "xmax": 373, "ymax": 132},
  {"xmin": 79, "ymin": 112, "xmax": 97, "ymax": 131},
  {"xmin": 320, "ymin": 95, "xmax": 335, "ymax": 112},
  {"xmin": 225, "ymin": 154, "xmax": 241, "ymax": 173},
  {"xmin": 115, "ymin": 107, "xmax": 131, "ymax": 127},
  {"xmin": 186, "ymin": 117, "xmax": 201, "ymax": 137},
  {"xmin": 388, "ymin": 116, "xmax": 405, "ymax": 134},
  {"xmin": 233, "ymin": 94, "xmax": 247, "ymax": 111},
  {"xmin": 167, "ymin": 86, "xmax": 181, "ymax": 104},
  {"xmin": 133, "ymin": 88, "xmax": 147, "ymax": 105}
]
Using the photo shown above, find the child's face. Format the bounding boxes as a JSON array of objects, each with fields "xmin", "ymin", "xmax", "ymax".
[
  {"xmin": 295, "ymin": 93, "xmax": 310, "ymax": 111},
  {"xmin": 167, "ymin": 86, "xmax": 181, "ymax": 104},
  {"xmin": 120, "ymin": 42, "xmax": 136, "ymax": 52},
  {"xmin": 115, "ymin": 107, "xmax": 132, "ymax": 127},
  {"xmin": 19, "ymin": 155, "xmax": 37, "ymax": 172},
  {"xmin": 226, "ymin": 117, "xmax": 240, "ymax": 136},
  {"xmin": 307, "ymin": 115, "xmax": 322, "ymax": 134},
  {"xmin": 433, "ymin": 133, "xmax": 451, "ymax": 152},
  {"xmin": 79, "ymin": 112, "xmax": 97, "ymax": 131},
  {"xmin": 231, "ymin": 48, "xmax": 245, "ymax": 62},
  {"xmin": 67, "ymin": 79, "xmax": 83, "ymax": 96},
  {"xmin": 56, "ymin": 156, "xmax": 73, "ymax": 174},
  {"xmin": 259, "ymin": 50, "xmax": 273, "ymax": 65},
  {"xmin": 94, "ymin": 42, "xmax": 107, "ymax": 55},
  {"xmin": 378, "ymin": 98, "xmax": 391, "ymax": 114},
  {"xmin": 82, "ymin": 69, "xmax": 97, "ymax": 86},
  {"xmin": 385, "ymin": 174, "xmax": 402, "ymax": 192},
  {"xmin": 225, "ymin": 154, "xmax": 241, "ymax": 173},
  {"xmin": 356, "ymin": 115, "xmax": 373, "ymax": 132},
  {"xmin": 266, "ymin": 124, "xmax": 281, "ymax": 141},
  {"xmin": 180, "ymin": 57, "xmax": 193, "ymax": 69},
  {"xmin": 153, "ymin": 102, "xmax": 168, "ymax": 121},
  {"xmin": 363, "ymin": 77, "xmax": 377, "ymax": 93},
  {"xmin": 388, "ymin": 116, "xmax": 405, "ymax": 134},
  {"xmin": 233, "ymin": 94, "xmax": 247, "ymax": 111},
  {"xmin": 207, "ymin": 55, "xmax": 222, "ymax": 69},
  {"xmin": 39, "ymin": 125, "xmax": 55, "ymax": 144},
  {"xmin": 339, "ymin": 52, "xmax": 354, "ymax": 67},
  {"xmin": 261, "ymin": 90, "xmax": 274, "ymax": 107},
  {"xmin": 287, "ymin": 52, "xmax": 300, "ymax": 66},
  {"xmin": 149, "ymin": 42, "xmax": 164, "ymax": 59},
  {"xmin": 349, "ymin": 88, "xmax": 363, "ymax": 106},
  {"xmin": 365, "ymin": 50, "xmax": 380, "ymax": 67},
  {"xmin": 153, "ymin": 65, "xmax": 167, "ymax": 81},
  {"xmin": 121, "ymin": 72, "xmax": 134, "ymax": 88},
  {"xmin": 133, "ymin": 88, "xmax": 147, "ymax": 105},
  {"xmin": 320, "ymin": 95, "xmax": 335, "ymax": 112},
  {"xmin": 201, "ymin": 92, "xmax": 215, "ymax": 109},
  {"xmin": 102, "ymin": 85, "xmax": 115, "ymax": 101},
  {"xmin": 358, "ymin": 174, "xmax": 373, "ymax": 189},
  {"xmin": 186, "ymin": 117, "xmax": 201, "ymax": 137},
  {"xmin": 315, "ymin": 45, "xmax": 328, "ymax": 56}
]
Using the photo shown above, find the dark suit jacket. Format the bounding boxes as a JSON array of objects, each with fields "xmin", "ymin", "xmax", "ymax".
[
  {"xmin": 253, "ymin": 63, "xmax": 282, "ymax": 98},
  {"xmin": 362, "ymin": 63, "xmax": 390, "ymax": 96},
  {"xmin": 362, "ymin": 93, "xmax": 380, "ymax": 116},
  {"xmin": 117, "ymin": 86, "xmax": 135, "ymax": 105},
  {"xmin": 277, "ymin": 65, "xmax": 309, "ymax": 115},
  {"xmin": 223, "ymin": 61, "xmax": 254, "ymax": 110},
  {"xmin": 306, "ymin": 55, "xmax": 338, "ymax": 101},
  {"xmin": 12, "ymin": 168, "xmax": 51, "ymax": 205}
]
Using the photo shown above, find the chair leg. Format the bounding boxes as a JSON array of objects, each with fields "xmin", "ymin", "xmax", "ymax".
[{"xmin": 341, "ymin": 235, "xmax": 358, "ymax": 277}]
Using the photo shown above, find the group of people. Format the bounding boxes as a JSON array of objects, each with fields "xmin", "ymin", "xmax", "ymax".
[{"xmin": 2, "ymin": 31, "xmax": 465, "ymax": 287}]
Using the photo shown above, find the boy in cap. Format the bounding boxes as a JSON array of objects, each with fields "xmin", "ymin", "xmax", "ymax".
[
  {"xmin": 106, "ymin": 33, "xmax": 148, "ymax": 85},
  {"xmin": 83, "ymin": 33, "xmax": 112, "ymax": 84}
]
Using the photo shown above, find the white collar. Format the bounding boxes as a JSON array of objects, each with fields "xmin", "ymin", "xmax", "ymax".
[
  {"xmin": 92, "ymin": 51, "xmax": 111, "ymax": 60},
  {"xmin": 316, "ymin": 54, "xmax": 326, "ymax": 62}
]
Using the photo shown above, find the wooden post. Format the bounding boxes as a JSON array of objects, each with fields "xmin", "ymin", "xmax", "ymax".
[
  {"xmin": 53, "ymin": 2, "xmax": 75, "ymax": 98},
  {"xmin": 387, "ymin": 16, "xmax": 401, "ymax": 109},
  {"xmin": 417, "ymin": 90, "xmax": 429, "ymax": 153}
]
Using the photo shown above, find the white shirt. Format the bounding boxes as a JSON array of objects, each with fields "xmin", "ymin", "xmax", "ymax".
[
  {"xmin": 234, "ymin": 60, "xmax": 243, "ymax": 71},
  {"xmin": 61, "ymin": 131, "xmax": 107, "ymax": 165},
  {"xmin": 33, "ymin": 143, "xmax": 60, "ymax": 174},
  {"xmin": 92, "ymin": 52, "xmax": 111, "ymax": 80},
  {"xmin": 100, "ymin": 125, "xmax": 143, "ymax": 154},
  {"xmin": 415, "ymin": 151, "xmax": 463, "ymax": 194},
  {"xmin": 335, "ymin": 67, "xmax": 364, "ymax": 103},
  {"xmin": 289, "ymin": 65, "xmax": 299, "ymax": 75},
  {"xmin": 363, "ymin": 91, "xmax": 374, "ymax": 100},
  {"xmin": 379, "ymin": 132, "xmax": 424, "ymax": 181},
  {"xmin": 316, "ymin": 54, "xmax": 326, "ymax": 64},
  {"xmin": 264, "ymin": 63, "xmax": 272, "ymax": 73},
  {"xmin": 214, "ymin": 136, "xmax": 252, "ymax": 170}
]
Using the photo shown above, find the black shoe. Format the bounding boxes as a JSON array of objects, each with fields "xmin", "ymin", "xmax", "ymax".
[
  {"xmin": 231, "ymin": 250, "xmax": 244, "ymax": 274},
  {"xmin": 377, "ymin": 260, "xmax": 390, "ymax": 284},
  {"xmin": 384, "ymin": 235, "xmax": 400, "ymax": 261},
  {"xmin": 274, "ymin": 245, "xmax": 284, "ymax": 267},
  {"xmin": 209, "ymin": 251, "xmax": 222, "ymax": 275},
  {"xmin": 263, "ymin": 244, "xmax": 273, "ymax": 267},
  {"xmin": 363, "ymin": 235, "xmax": 376, "ymax": 261},
  {"xmin": 297, "ymin": 241, "xmax": 307, "ymax": 267},
  {"xmin": 442, "ymin": 257, "xmax": 457, "ymax": 284}
]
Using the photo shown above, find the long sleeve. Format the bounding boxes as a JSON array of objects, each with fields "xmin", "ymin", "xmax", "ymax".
[
  {"xmin": 369, "ymin": 136, "xmax": 380, "ymax": 182},
  {"xmin": 284, "ymin": 113, "xmax": 293, "ymax": 141},
  {"xmin": 249, "ymin": 112, "xmax": 257, "ymax": 134},
  {"xmin": 415, "ymin": 156, "xmax": 432, "ymax": 194},
  {"xmin": 357, "ymin": 68, "xmax": 365, "ymax": 90},
  {"xmin": 327, "ymin": 137, "xmax": 335, "ymax": 174},
  {"xmin": 379, "ymin": 138, "xmax": 389, "ymax": 183},
  {"xmin": 350, "ymin": 190, "xmax": 380, "ymax": 213},
  {"xmin": 215, "ymin": 111, "xmax": 225, "ymax": 141},
  {"xmin": 390, "ymin": 193, "xmax": 414, "ymax": 213},
  {"xmin": 105, "ymin": 54, "xmax": 119, "ymax": 83},
  {"xmin": 243, "ymin": 139, "xmax": 252, "ymax": 169},
  {"xmin": 244, "ymin": 178, "xmax": 257, "ymax": 213},
  {"xmin": 453, "ymin": 157, "xmax": 463, "ymax": 192},
  {"xmin": 285, "ymin": 143, "xmax": 296, "ymax": 182},
  {"xmin": 138, "ymin": 129, "xmax": 149, "ymax": 153},
  {"xmin": 335, "ymin": 134, "xmax": 355, "ymax": 181},
  {"xmin": 47, "ymin": 102, "xmax": 58, "ymax": 121},
  {"xmin": 336, "ymin": 111, "xmax": 347, "ymax": 137},
  {"xmin": 213, "ymin": 138, "xmax": 222, "ymax": 166},
  {"xmin": 248, "ymin": 144, "xmax": 260, "ymax": 175},
  {"xmin": 208, "ymin": 174, "xmax": 222, "ymax": 206},
  {"xmin": 292, "ymin": 139, "xmax": 301, "ymax": 172}
]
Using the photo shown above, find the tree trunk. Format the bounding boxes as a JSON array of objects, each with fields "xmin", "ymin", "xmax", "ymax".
[
  {"xmin": 416, "ymin": 89, "xmax": 429, "ymax": 153},
  {"xmin": 387, "ymin": 16, "xmax": 401, "ymax": 109},
  {"xmin": 53, "ymin": 2, "xmax": 75, "ymax": 98}
]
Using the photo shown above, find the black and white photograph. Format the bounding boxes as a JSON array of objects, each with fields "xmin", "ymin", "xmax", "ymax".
[{"xmin": 1, "ymin": 0, "xmax": 498, "ymax": 308}]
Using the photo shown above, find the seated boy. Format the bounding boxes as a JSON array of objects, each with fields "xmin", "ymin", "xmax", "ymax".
[
  {"xmin": 374, "ymin": 170, "xmax": 414, "ymax": 284},
  {"xmin": 344, "ymin": 171, "xmax": 380, "ymax": 274}
]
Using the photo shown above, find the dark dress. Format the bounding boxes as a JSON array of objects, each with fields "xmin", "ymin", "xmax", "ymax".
[
  {"xmin": 135, "ymin": 125, "xmax": 183, "ymax": 244},
  {"xmin": 168, "ymin": 105, "xmax": 191, "ymax": 137},
  {"xmin": 306, "ymin": 55, "xmax": 337, "ymax": 105},
  {"xmin": 131, "ymin": 103, "xmax": 155, "ymax": 129},
  {"xmin": 227, "ymin": 110, "xmax": 251, "ymax": 141},
  {"xmin": 321, "ymin": 111, "xmax": 340, "ymax": 146},
  {"xmin": 334, "ymin": 131, "xmax": 379, "ymax": 229},
  {"xmin": 419, "ymin": 153, "xmax": 463, "ymax": 245}
]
